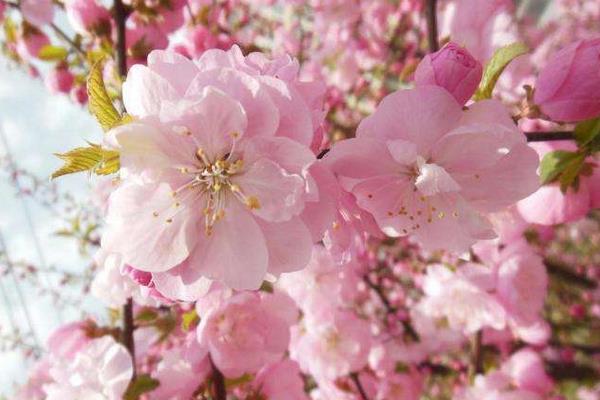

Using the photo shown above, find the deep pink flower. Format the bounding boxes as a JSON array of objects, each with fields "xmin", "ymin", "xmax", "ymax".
[
  {"xmin": 253, "ymin": 360, "xmax": 309, "ymax": 400},
  {"xmin": 534, "ymin": 38, "xmax": 600, "ymax": 122},
  {"xmin": 415, "ymin": 42, "xmax": 482, "ymax": 106},
  {"xmin": 326, "ymin": 86, "xmax": 539, "ymax": 252},
  {"xmin": 45, "ymin": 67, "xmax": 74, "ymax": 94},
  {"xmin": 16, "ymin": 30, "xmax": 50, "ymax": 61}
]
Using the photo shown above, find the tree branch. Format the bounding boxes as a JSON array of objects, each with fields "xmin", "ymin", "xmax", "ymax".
[
  {"xmin": 209, "ymin": 355, "xmax": 227, "ymax": 400},
  {"xmin": 49, "ymin": 23, "xmax": 86, "ymax": 57},
  {"xmin": 350, "ymin": 372, "xmax": 370, "ymax": 400},
  {"xmin": 525, "ymin": 131, "xmax": 574, "ymax": 142},
  {"xmin": 121, "ymin": 297, "xmax": 136, "ymax": 377},
  {"xmin": 469, "ymin": 330, "xmax": 483, "ymax": 380},
  {"xmin": 425, "ymin": 0, "xmax": 439, "ymax": 53}
]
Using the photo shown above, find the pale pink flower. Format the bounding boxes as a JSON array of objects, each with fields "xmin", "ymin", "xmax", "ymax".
[
  {"xmin": 518, "ymin": 141, "xmax": 600, "ymax": 225},
  {"xmin": 501, "ymin": 348, "xmax": 554, "ymax": 395},
  {"xmin": 196, "ymin": 288, "xmax": 297, "ymax": 378},
  {"xmin": 44, "ymin": 336, "xmax": 133, "ymax": 400},
  {"xmin": 103, "ymin": 49, "xmax": 327, "ymax": 291},
  {"xmin": 326, "ymin": 86, "xmax": 539, "ymax": 252},
  {"xmin": 290, "ymin": 309, "xmax": 371, "ymax": 380},
  {"xmin": 150, "ymin": 335, "xmax": 210, "ymax": 400},
  {"xmin": 374, "ymin": 371, "xmax": 423, "ymax": 400},
  {"xmin": 46, "ymin": 321, "xmax": 91, "ymax": 360},
  {"xmin": 253, "ymin": 360, "xmax": 309, "ymax": 400},
  {"xmin": 278, "ymin": 245, "xmax": 360, "ymax": 319},
  {"xmin": 534, "ymin": 38, "xmax": 600, "ymax": 122},
  {"xmin": 13, "ymin": 358, "xmax": 52, "ymax": 400},
  {"xmin": 418, "ymin": 264, "xmax": 506, "ymax": 334},
  {"xmin": 415, "ymin": 42, "xmax": 483, "ymax": 106},
  {"xmin": 20, "ymin": 0, "xmax": 54, "ymax": 27}
]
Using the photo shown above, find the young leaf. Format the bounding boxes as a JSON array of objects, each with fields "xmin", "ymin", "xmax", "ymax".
[
  {"xmin": 539, "ymin": 150, "xmax": 578, "ymax": 184},
  {"xmin": 574, "ymin": 118, "xmax": 600, "ymax": 148},
  {"xmin": 124, "ymin": 374, "xmax": 160, "ymax": 400},
  {"xmin": 474, "ymin": 42, "xmax": 529, "ymax": 100},
  {"xmin": 558, "ymin": 153, "xmax": 586, "ymax": 193},
  {"xmin": 51, "ymin": 144, "xmax": 120, "ymax": 179},
  {"xmin": 37, "ymin": 45, "xmax": 69, "ymax": 61},
  {"xmin": 87, "ymin": 60, "xmax": 122, "ymax": 131}
]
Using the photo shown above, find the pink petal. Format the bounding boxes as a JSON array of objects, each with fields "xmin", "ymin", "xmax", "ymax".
[
  {"xmin": 152, "ymin": 262, "xmax": 213, "ymax": 301},
  {"xmin": 147, "ymin": 50, "xmax": 199, "ymax": 94},
  {"xmin": 325, "ymin": 137, "xmax": 398, "ymax": 180},
  {"xmin": 258, "ymin": 217, "xmax": 313, "ymax": 276},
  {"xmin": 233, "ymin": 158, "xmax": 305, "ymax": 222},
  {"xmin": 191, "ymin": 201, "xmax": 268, "ymax": 290},
  {"xmin": 122, "ymin": 65, "xmax": 179, "ymax": 118},
  {"xmin": 102, "ymin": 182, "xmax": 197, "ymax": 272},
  {"xmin": 356, "ymin": 86, "xmax": 462, "ymax": 154}
]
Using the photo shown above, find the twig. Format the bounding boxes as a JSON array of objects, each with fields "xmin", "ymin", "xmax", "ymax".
[
  {"xmin": 469, "ymin": 330, "xmax": 483, "ymax": 380},
  {"xmin": 50, "ymin": 23, "xmax": 86, "ymax": 57},
  {"xmin": 121, "ymin": 297, "xmax": 136, "ymax": 377},
  {"xmin": 363, "ymin": 275, "xmax": 420, "ymax": 342},
  {"xmin": 425, "ymin": 0, "xmax": 439, "ymax": 53},
  {"xmin": 350, "ymin": 372, "xmax": 369, "ymax": 400},
  {"xmin": 525, "ymin": 131, "xmax": 574, "ymax": 142},
  {"xmin": 209, "ymin": 355, "xmax": 227, "ymax": 400}
]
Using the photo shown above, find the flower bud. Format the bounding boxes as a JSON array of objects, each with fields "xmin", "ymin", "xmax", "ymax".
[
  {"xmin": 414, "ymin": 42, "xmax": 483, "ymax": 105},
  {"xmin": 45, "ymin": 66, "xmax": 74, "ymax": 94},
  {"xmin": 534, "ymin": 38, "xmax": 600, "ymax": 122}
]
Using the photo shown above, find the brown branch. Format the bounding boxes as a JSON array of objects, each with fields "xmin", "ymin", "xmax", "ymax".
[
  {"xmin": 209, "ymin": 355, "xmax": 227, "ymax": 400},
  {"xmin": 469, "ymin": 330, "xmax": 483, "ymax": 380},
  {"xmin": 49, "ymin": 23, "xmax": 86, "ymax": 57},
  {"xmin": 525, "ymin": 131, "xmax": 574, "ymax": 142},
  {"xmin": 112, "ymin": 0, "xmax": 136, "ymax": 380},
  {"xmin": 425, "ymin": 0, "xmax": 439, "ymax": 53},
  {"xmin": 113, "ymin": 0, "xmax": 129, "ymax": 77},
  {"xmin": 350, "ymin": 373, "xmax": 370, "ymax": 400}
]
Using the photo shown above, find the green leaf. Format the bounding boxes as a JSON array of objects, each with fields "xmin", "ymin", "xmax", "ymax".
[
  {"xmin": 51, "ymin": 144, "xmax": 120, "ymax": 179},
  {"xmin": 3, "ymin": 18, "xmax": 17, "ymax": 43},
  {"xmin": 474, "ymin": 42, "xmax": 529, "ymax": 100},
  {"xmin": 124, "ymin": 374, "xmax": 160, "ymax": 400},
  {"xmin": 135, "ymin": 308, "xmax": 158, "ymax": 323},
  {"xmin": 181, "ymin": 309, "xmax": 199, "ymax": 331},
  {"xmin": 38, "ymin": 45, "xmax": 69, "ymax": 61},
  {"xmin": 539, "ymin": 150, "xmax": 578, "ymax": 184},
  {"xmin": 558, "ymin": 153, "xmax": 586, "ymax": 193},
  {"xmin": 87, "ymin": 60, "xmax": 122, "ymax": 131},
  {"xmin": 574, "ymin": 118, "xmax": 600, "ymax": 148}
]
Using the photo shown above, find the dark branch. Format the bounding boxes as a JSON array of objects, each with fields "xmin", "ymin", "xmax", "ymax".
[
  {"xmin": 469, "ymin": 330, "xmax": 484, "ymax": 379},
  {"xmin": 350, "ymin": 373, "xmax": 370, "ymax": 400},
  {"xmin": 525, "ymin": 131, "xmax": 574, "ymax": 142},
  {"xmin": 425, "ymin": 0, "xmax": 439, "ymax": 53},
  {"xmin": 209, "ymin": 355, "xmax": 227, "ymax": 400},
  {"xmin": 121, "ymin": 298, "xmax": 136, "ymax": 377},
  {"xmin": 113, "ymin": 0, "xmax": 129, "ymax": 77},
  {"xmin": 50, "ymin": 23, "xmax": 85, "ymax": 57}
]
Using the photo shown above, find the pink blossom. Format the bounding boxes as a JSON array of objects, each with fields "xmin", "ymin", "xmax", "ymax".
[
  {"xmin": 418, "ymin": 264, "xmax": 506, "ymax": 334},
  {"xmin": 20, "ymin": 0, "xmax": 54, "ymax": 27},
  {"xmin": 46, "ymin": 321, "xmax": 91, "ymax": 360},
  {"xmin": 196, "ymin": 288, "xmax": 297, "ymax": 378},
  {"xmin": 501, "ymin": 348, "xmax": 554, "ymax": 395},
  {"xmin": 45, "ymin": 67, "xmax": 74, "ymax": 94},
  {"xmin": 326, "ymin": 86, "xmax": 539, "ymax": 252},
  {"xmin": 415, "ymin": 42, "xmax": 483, "ymax": 105},
  {"xmin": 13, "ymin": 358, "xmax": 52, "ymax": 400},
  {"xmin": 44, "ymin": 336, "xmax": 133, "ymax": 400},
  {"xmin": 290, "ymin": 309, "xmax": 371, "ymax": 380},
  {"xmin": 16, "ymin": 30, "xmax": 50, "ymax": 61},
  {"xmin": 102, "ymin": 49, "xmax": 329, "ymax": 291},
  {"xmin": 534, "ymin": 38, "xmax": 600, "ymax": 122},
  {"xmin": 64, "ymin": 0, "xmax": 111, "ymax": 35},
  {"xmin": 518, "ymin": 141, "xmax": 600, "ymax": 225},
  {"xmin": 253, "ymin": 360, "xmax": 309, "ymax": 400}
]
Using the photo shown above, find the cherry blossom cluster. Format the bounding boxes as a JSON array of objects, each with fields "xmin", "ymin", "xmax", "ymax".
[{"xmin": 3, "ymin": 0, "xmax": 600, "ymax": 399}]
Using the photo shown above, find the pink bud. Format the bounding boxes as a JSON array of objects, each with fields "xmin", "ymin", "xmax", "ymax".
[
  {"xmin": 45, "ymin": 67, "xmax": 74, "ymax": 94},
  {"xmin": 70, "ymin": 85, "xmax": 88, "ymax": 105},
  {"xmin": 16, "ymin": 30, "xmax": 50, "ymax": 61},
  {"xmin": 414, "ymin": 42, "xmax": 483, "ymax": 105},
  {"xmin": 534, "ymin": 38, "xmax": 600, "ymax": 122}
]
